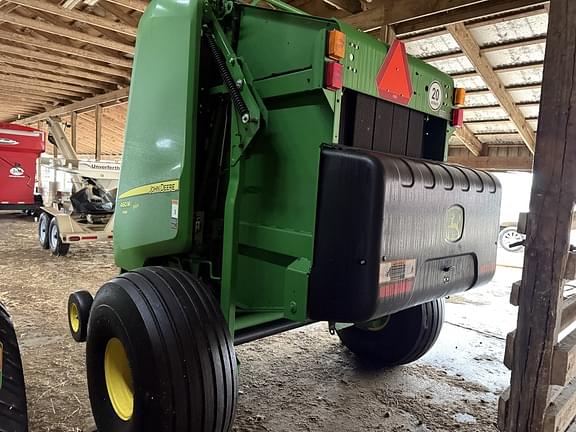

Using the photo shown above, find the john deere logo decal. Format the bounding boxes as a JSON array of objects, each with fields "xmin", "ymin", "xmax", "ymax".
[
  {"xmin": 445, "ymin": 205, "xmax": 465, "ymax": 242},
  {"xmin": 0, "ymin": 138, "xmax": 18, "ymax": 145},
  {"xmin": 9, "ymin": 165, "xmax": 24, "ymax": 177}
]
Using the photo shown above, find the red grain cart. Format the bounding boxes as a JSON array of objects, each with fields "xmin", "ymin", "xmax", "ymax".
[{"xmin": 0, "ymin": 123, "xmax": 45, "ymax": 212}]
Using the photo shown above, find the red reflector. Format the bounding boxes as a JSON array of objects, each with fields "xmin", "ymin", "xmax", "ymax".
[
  {"xmin": 325, "ymin": 62, "xmax": 343, "ymax": 91},
  {"xmin": 81, "ymin": 236, "xmax": 98, "ymax": 240},
  {"xmin": 376, "ymin": 40, "xmax": 413, "ymax": 105},
  {"xmin": 452, "ymin": 108, "xmax": 464, "ymax": 127},
  {"xmin": 379, "ymin": 279, "xmax": 414, "ymax": 299},
  {"xmin": 69, "ymin": 236, "xmax": 80, "ymax": 241}
]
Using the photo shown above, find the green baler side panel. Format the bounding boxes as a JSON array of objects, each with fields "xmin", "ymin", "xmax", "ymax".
[
  {"xmin": 229, "ymin": 8, "xmax": 336, "ymax": 320},
  {"xmin": 337, "ymin": 23, "xmax": 455, "ymax": 122},
  {"xmin": 114, "ymin": 0, "xmax": 203, "ymax": 270}
]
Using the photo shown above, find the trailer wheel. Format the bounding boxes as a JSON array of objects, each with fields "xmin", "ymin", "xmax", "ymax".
[
  {"xmin": 0, "ymin": 303, "xmax": 28, "ymax": 432},
  {"xmin": 68, "ymin": 291, "xmax": 93, "ymax": 343},
  {"xmin": 337, "ymin": 298, "xmax": 445, "ymax": 367},
  {"xmin": 498, "ymin": 227, "xmax": 525, "ymax": 252},
  {"xmin": 48, "ymin": 218, "xmax": 70, "ymax": 257},
  {"xmin": 38, "ymin": 212, "xmax": 51, "ymax": 249},
  {"xmin": 86, "ymin": 267, "xmax": 237, "ymax": 432}
]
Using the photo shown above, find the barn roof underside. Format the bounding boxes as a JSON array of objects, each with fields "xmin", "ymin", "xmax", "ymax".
[{"xmin": 0, "ymin": 0, "xmax": 549, "ymax": 169}]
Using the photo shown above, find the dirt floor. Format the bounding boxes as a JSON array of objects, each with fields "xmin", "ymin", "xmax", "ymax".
[{"xmin": 0, "ymin": 211, "xmax": 519, "ymax": 432}]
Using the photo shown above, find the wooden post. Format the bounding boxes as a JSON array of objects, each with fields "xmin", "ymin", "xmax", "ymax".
[
  {"xmin": 95, "ymin": 104, "xmax": 102, "ymax": 161},
  {"xmin": 505, "ymin": 0, "xmax": 576, "ymax": 431},
  {"xmin": 379, "ymin": 25, "xmax": 396, "ymax": 45},
  {"xmin": 71, "ymin": 111, "xmax": 77, "ymax": 151}
]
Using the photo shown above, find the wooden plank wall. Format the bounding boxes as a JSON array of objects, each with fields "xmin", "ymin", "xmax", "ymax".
[{"xmin": 499, "ymin": 0, "xmax": 576, "ymax": 431}]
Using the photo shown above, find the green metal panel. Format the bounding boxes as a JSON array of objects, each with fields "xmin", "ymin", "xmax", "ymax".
[
  {"xmin": 337, "ymin": 23, "xmax": 455, "ymax": 122},
  {"xmin": 224, "ymin": 8, "xmax": 336, "ymax": 325},
  {"xmin": 114, "ymin": 0, "xmax": 203, "ymax": 270}
]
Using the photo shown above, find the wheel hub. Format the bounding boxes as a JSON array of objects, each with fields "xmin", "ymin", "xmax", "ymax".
[
  {"xmin": 104, "ymin": 338, "xmax": 134, "ymax": 421},
  {"xmin": 69, "ymin": 303, "xmax": 80, "ymax": 333}
]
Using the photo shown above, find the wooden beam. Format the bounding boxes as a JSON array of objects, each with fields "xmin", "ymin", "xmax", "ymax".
[
  {"xmin": 447, "ymin": 155, "xmax": 533, "ymax": 170},
  {"xmin": 0, "ymin": 12, "xmax": 135, "ymax": 54},
  {"xmin": 420, "ymin": 36, "xmax": 547, "ymax": 63},
  {"xmin": 342, "ymin": 0, "xmax": 490, "ymax": 31},
  {"xmin": 7, "ymin": 0, "xmax": 137, "ymax": 36},
  {"xmin": 561, "ymin": 296, "xmax": 576, "ymax": 334},
  {"xmin": 0, "ymin": 52, "xmax": 124, "ymax": 85},
  {"xmin": 0, "ymin": 72, "xmax": 94, "ymax": 95},
  {"xmin": 462, "ymin": 102, "xmax": 540, "ymax": 111},
  {"xmin": 95, "ymin": 104, "xmax": 102, "ymax": 160},
  {"xmin": 505, "ymin": 0, "xmax": 576, "ymax": 430},
  {"xmin": 394, "ymin": 0, "xmax": 548, "ymax": 36},
  {"xmin": 0, "ymin": 29, "xmax": 132, "ymax": 69},
  {"xmin": 17, "ymin": 87, "xmax": 129, "ymax": 123},
  {"xmin": 71, "ymin": 111, "xmax": 77, "ymax": 151},
  {"xmin": 453, "ymin": 126, "xmax": 483, "ymax": 156},
  {"xmin": 447, "ymin": 23, "xmax": 537, "ymax": 153},
  {"xmin": 551, "ymin": 328, "xmax": 576, "ymax": 386},
  {"xmin": 398, "ymin": 5, "xmax": 548, "ymax": 42},
  {"xmin": 543, "ymin": 379, "xmax": 576, "ymax": 432},
  {"xmin": 0, "ymin": 61, "xmax": 109, "ymax": 90},
  {"xmin": 467, "ymin": 83, "xmax": 542, "ymax": 96},
  {"xmin": 104, "ymin": 0, "xmax": 148, "ymax": 12},
  {"xmin": 98, "ymin": 1, "xmax": 140, "ymax": 27},
  {"xmin": 451, "ymin": 61, "xmax": 544, "ymax": 80},
  {"xmin": 323, "ymin": 0, "xmax": 362, "ymax": 13}
]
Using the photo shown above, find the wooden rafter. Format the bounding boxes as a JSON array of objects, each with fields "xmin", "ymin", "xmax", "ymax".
[
  {"xmin": 453, "ymin": 126, "xmax": 483, "ymax": 156},
  {"xmin": 0, "ymin": 52, "xmax": 125, "ymax": 85},
  {"xmin": 0, "ymin": 29, "xmax": 132, "ymax": 68},
  {"xmin": 448, "ymin": 154, "xmax": 533, "ymax": 170},
  {"xmin": 16, "ymin": 87, "xmax": 130, "ymax": 124},
  {"xmin": 342, "ymin": 0, "xmax": 489, "ymax": 31},
  {"xmin": 0, "ymin": 11, "xmax": 134, "ymax": 53},
  {"xmin": 6, "ymin": 0, "xmax": 137, "ymax": 36},
  {"xmin": 104, "ymin": 0, "xmax": 148, "ymax": 12},
  {"xmin": 394, "ymin": 0, "xmax": 547, "ymax": 36},
  {"xmin": 447, "ymin": 22, "xmax": 537, "ymax": 153},
  {"xmin": 0, "ymin": 61, "xmax": 112, "ymax": 90},
  {"xmin": 420, "ymin": 35, "xmax": 546, "ymax": 62},
  {"xmin": 98, "ymin": 1, "xmax": 140, "ymax": 27}
]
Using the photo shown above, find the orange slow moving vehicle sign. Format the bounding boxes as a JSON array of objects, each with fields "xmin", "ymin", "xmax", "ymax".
[{"xmin": 376, "ymin": 39, "xmax": 413, "ymax": 106}]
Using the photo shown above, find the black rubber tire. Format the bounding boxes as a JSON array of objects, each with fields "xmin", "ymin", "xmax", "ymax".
[
  {"xmin": 48, "ymin": 218, "xmax": 70, "ymax": 257},
  {"xmin": 0, "ymin": 303, "xmax": 28, "ymax": 432},
  {"xmin": 86, "ymin": 266, "xmax": 237, "ymax": 432},
  {"xmin": 38, "ymin": 212, "xmax": 51, "ymax": 250},
  {"xmin": 68, "ymin": 291, "xmax": 93, "ymax": 343},
  {"xmin": 337, "ymin": 298, "xmax": 445, "ymax": 367}
]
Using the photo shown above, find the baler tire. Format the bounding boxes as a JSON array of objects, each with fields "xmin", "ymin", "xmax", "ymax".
[
  {"xmin": 48, "ymin": 219, "xmax": 70, "ymax": 257},
  {"xmin": 337, "ymin": 298, "xmax": 445, "ymax": 367},
  {"xmin": 0, "ymin": 303, "xmax": 28, "ymax": 432},
  {"xmin": 38, "ymin": 212, "xmax": 51, "ymax": 250},
  {"xmin": 86, "ymin": 266, "xmax": 237, "ymax": 432},
  {"xmin": 68, "ymin": 291, "xmax": 93, "ymax": 343}
]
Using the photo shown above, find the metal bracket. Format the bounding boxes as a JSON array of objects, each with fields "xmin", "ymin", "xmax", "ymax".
[{"xmin": 203, "ymin": 9, "xmax": 267, "ymax": 165}]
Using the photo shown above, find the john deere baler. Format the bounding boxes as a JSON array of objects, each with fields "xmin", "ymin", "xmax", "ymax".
[{"xmin": 67, "ymin": 1, "xmax": 501, "ymax": 431}]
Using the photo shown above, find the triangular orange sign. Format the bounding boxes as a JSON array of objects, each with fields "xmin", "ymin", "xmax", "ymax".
[{"xmin": 376, "ymin": 39, "xmax": 413, "ymax": 105}]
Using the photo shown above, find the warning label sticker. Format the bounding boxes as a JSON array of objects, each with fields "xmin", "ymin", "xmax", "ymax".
[
  {"xmin": 379, "ymin": 259, "xmax": 417, "ymax": 299},
  {"xmin": 170, "ymin": 200, "xmax": 178, "ymax": 230}
]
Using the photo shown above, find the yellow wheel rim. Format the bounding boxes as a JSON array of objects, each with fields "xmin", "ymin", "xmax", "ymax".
[
  {"xmin": 104, "ymin": 338, "xmax": 134, "ymax": 421},
  {"xmin": 69, "ymin": 303, "xmax": 80, "ymax": 333}
]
